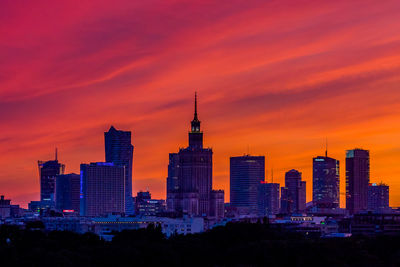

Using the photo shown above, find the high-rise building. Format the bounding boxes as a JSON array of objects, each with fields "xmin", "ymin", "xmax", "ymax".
[
  {"xmin": 367, "ymin": 183, "xmax": 389, "ymax": 212},
  {"xmin": 258, "ymin": 182, "xmax": 280, "ymax": 216},
  {"xmin": 105, "ymin": 126, "xmax": 134, "ymax": 214},
  {"xmin": 80, "ymin": 162, "xmax": 125, "ymax": 217},
  {"xmin": 282, "ymin": 169, "xmax": 306, "ymax": 214},
  {"xmin": 38, "ymin": 150, "xmax": 65, "ymax": 203},
  {"xmin": 166, "ymin": 93, "xmax": 223, "ymax": 217},
  {"xmin": 166, "ymin": 153, "xmax": 180, "ymax": 212},
  {"xmin": 346, "ymin": 149, "xmax": 370, "ymax": 214},
  {"xmin": 55, "ymin": 173, "xmax": 80, "ymax": 213},
  {"xmin": 299, "ymin": 181, "xmax": 306, "ymax": 211},
  {"xmin": 230, "ymin": 155, "xmax": 265, "ymax": 215},
  {"xmin": 280, "ymin": 187, "xmax": 290, "ymax": 214},
  {"xmin": 313, "ymin": 156, "xmax": 340, "ymax": 208}
]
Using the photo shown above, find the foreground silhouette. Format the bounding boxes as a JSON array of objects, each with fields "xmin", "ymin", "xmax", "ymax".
[{"xmin": 1, "ymin": 222, "xmax": 400, "ymax": 266}]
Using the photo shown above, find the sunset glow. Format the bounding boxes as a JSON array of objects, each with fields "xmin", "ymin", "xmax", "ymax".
[{"xmin": 1, "ymin": 0, "xmax": 400, "ymax": 208}]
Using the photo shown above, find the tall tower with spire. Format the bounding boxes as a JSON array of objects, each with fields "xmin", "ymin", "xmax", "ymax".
[
  {"xmin": 189, "ymin": 92, "xmax": 203, "ymax": 149},
  {"xmin": 167, "ymin": 93, "xmax": 224, "ymax": 218}
]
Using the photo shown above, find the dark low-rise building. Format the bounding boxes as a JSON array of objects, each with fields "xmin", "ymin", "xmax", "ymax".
[
  {"xmin": 367, "ymin": 183, "xmax": 389, "ymax": 212},
  {"xmin": 134, "ymin": 191, "xmax": 166, "ymax": 216}
]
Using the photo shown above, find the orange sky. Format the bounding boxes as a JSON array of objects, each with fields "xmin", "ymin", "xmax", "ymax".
[{"xmin": 1, "ymin": 0, "xmax": 400, "ymax": 208}]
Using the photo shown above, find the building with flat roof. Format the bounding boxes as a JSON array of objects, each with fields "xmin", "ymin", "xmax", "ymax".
[
  {"xmin": 346, "ymin": 149, "xmax": 370, "ymax": 214},
  {"xmin": 230, "ymin": 155, "xmax": 265, "ymax": 215},
  {"xmin": 367, "ymin": 183, "xmax": 389, "ymax": 212},
  {"xmin": 258, "ymin": 182, "xmax": 280, "ymax": 216},
  {"xmin": 313, "ymin": 156, "xmax": 340, "ymax": 208},
  {"xmin": 105, "ymin": 126, "xmax": 134, "ymax": 214},
  {"xmin": 55, "ymin": 173, "xmax": 80, "ymax": 213},
  {"xmin": 80, "ymin": 162, "xmax": 125, "ymax": 217}
]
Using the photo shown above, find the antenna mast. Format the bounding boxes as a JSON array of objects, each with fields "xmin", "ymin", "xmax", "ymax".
[{"xmin": 325, "ymin": 138, "xmax": 328, "ymax": 157}]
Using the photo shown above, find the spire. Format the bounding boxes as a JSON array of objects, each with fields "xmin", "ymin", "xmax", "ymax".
[
  {"xmin": 194, "ymin": 91, "xmax": 198, "ymax": 121},
  {"xmin": 325, "ymin": 137, "xmax": 328, "ymax": 157},
  {"xmin": 271, "ymin": 168, "xmax": 274, "ymax": 183},
  {"xmin": 55, "ymin": 147, "xmax": 58, "ymax": 161},
  {"xmin": 191, "ymin": 92, "xmax": 201, "ymax": 132}
]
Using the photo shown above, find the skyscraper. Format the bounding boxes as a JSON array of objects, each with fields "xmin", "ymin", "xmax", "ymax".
[
  {"xmin": 258, "ymin": 182, "xmax": 280, "ymax": 216},
  {"xmin": 166, "ymin": 153, "xmax": 180, "ymax": 212},
  {"xmin": 38, "ymin": 150, "xmax": 65, "ymax": 203},
  {"xmin": 346, "ymin": 149, "xmax": 370, "ymax": 214},
  {"xmin": 55, "ymin": 173, "xmax": 80, "ymax": 213},
  {"xmin": 280, "ymin": 187, "xmax": 290, "ymax": 214},
  {"xmin": 230, "ymin": 155, "xmax": 265, "ymax": 215},
  {"xmin": 105, "ymin": 126, "xmax": 134, "ymax": 214},
  {"xmin": 282, "ymin": 169, "xmax": 306, "ymax": 213},
  {"xmin": 80, "ymin": 162, "xmax": 125, "ymax": 217},
  {"xmin": 313, "ymin": 156, "xmax": 340, "ymax": 208},
  {"xmin": 367, "ymin": 183, "xmax": 389, "ymax": 212},
  {"xmin": 166, "ymin": 93, "xmax": 223, "ymax": 217}
]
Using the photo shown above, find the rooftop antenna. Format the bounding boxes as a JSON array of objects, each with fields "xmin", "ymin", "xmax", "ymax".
[
  {"xmin": 55, "ymin": 147, "xmax": 58, "ymax": 161},
  {"xmin": 271, "ymin": 168, "xmax": 274, "ymax": 183},
  {"xmin": 247, "ymin": 144, "xmax": 250, "ymax": 155},
  {"xmin": 194, "ymin": 91, "xmax": 198, "ymax": 120},
  {"xmin": 325, "ymin": 137, "xmax": 328, "ymax": 157}
]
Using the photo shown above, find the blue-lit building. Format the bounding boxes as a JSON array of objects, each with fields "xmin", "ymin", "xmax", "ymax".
[
  {"xmin": 230, "ymin": 155, "xmax": 265, "ymax": 215},
  {"xmin": 55, "ymin": 173, "xmax": 80, "ymax": 213},
  {"xmin": 313, "ymin": 156, "xmax": 340, "ymax": 208},
  {"xmin": 346, "ymin": 149, "xmax": 370, "ymax": 214},
  {"xmin": 80, "ymin": 162, "xmax": 125, "ymax": 217},
  {"xmin": 105, "ymin": 126, "xmax": 134, "ymax": 214},
  {"xmin": 257, "ymin": 182, "xmax": 280, "ymax": 216}
]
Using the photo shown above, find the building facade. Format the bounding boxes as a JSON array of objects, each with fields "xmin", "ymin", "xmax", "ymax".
[
  {"xmin": 367, "ymin": 183, "xmax": 389, "ymax": 212},
  {"xmin": 210, "ymin": 190, "xmax": 225, "ymax": 219},
  {"xmin": 55, "ymin": 173, "xmax": 80, "ymax": 213},
  {"xmin": 346, "ymin": 149, "xmax": 370, "ymax": 214},
  {"xmin": 166, "ymin": 93, "xmax": 224, "ymax": 218},
  {"xmin": 258, "ymin": 182, "xmax": 280, "ymax": 216},
  {"xmin": 230, "ymin": 155, "xmax": 265, "ymax": 215},
  {"xmin": 105, "ymin": 126, "xmax": 134, "ymax": 214},
  {"xmin": 281, "ymin": 169, "xmax": 306, "ymax": 214},
  {"xmin": 166, "ymin": 153, "xmax": 181, "ymax": 213},
  {"xmin": 0, "ymin": 195, "xmax": 11, "ymax": 219},
  {"xmin": 134, "ymin": 191, "xmax": 166, "ymax": 216},
  {"xmin": 313, "ymin": 156, "xmax": 340, "ymax": 208},
  {"xmin": 80, "ymin": 162, "xmax": 125, "ymax": 217},
  {"xmin": 38, "ymin": 152, "xmax": 65, "ymax": 203}
]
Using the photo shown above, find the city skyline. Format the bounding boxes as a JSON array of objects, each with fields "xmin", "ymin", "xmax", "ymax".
[
  {"xmin": 0, "ymin": 94, "xmax": 394, "ymax": 209},
  {"xmin": 1, "ymin": 0, "xmax": 400, "ymax": 208}
]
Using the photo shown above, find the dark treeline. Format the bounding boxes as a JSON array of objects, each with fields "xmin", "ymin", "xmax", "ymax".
[{"xmin": 1, "ymin": 222, "xmax": 400, "ymax": 267}]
